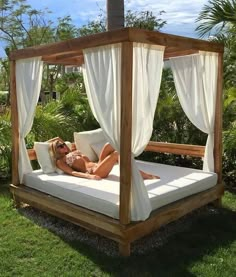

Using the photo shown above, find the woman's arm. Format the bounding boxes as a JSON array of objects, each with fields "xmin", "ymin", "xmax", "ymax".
[{"xmin": 56, "ymin": 159, "xmax": 101, "ymax": 180}]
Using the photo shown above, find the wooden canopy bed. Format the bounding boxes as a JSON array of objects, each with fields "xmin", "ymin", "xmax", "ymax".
[{"xmin": 9, "ymin": 28, "xmax": 224, "ymax": 256}]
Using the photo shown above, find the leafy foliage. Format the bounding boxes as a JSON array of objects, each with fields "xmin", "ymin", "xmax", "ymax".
[
  {"xmin": 140, "ymin": 68, "xmax": 205, "ymax": 169},
  {"xmin": 222, "ymin": 87, "xmax": 236, "ymax": 186},
  {"xmin": 78, "ymin": 14, "xmax": 106, "ymax": 37},
  {"xmin": 0, "ymin": 0, "xmax": 54, "ymax": 51},
  {"xmin": 0, "ymin": 0, "xmax": 79, "ymax": 91},
  {"xmin": 195, "ymin": 0, "xmax": 236, "ymax": 38},
  {"xmin": 125, "ymin": 10, "xmax": 166, "ymax": 31},
  {"xmin": 0, "ymin": 109, "xmax": 11, "ymax": 178}
]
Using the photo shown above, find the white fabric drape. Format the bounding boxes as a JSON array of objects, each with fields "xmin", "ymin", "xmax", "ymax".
[
  {"xmin": 16, "ymin": 57, "xmax": 43, "ymax": 183},
  {"xmin": 83, "ymin": 43, "xmax": 164, "ymax": 220},
  {"xmin": 169, "ymin": 52, "xmax": 218, "ymax": 172}
]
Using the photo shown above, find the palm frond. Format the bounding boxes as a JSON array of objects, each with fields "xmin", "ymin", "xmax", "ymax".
[{"xmin": 196, "ymin": 0, "xmax": 236, "ymax": 37}]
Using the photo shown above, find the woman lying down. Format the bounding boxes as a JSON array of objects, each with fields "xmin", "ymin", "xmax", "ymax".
[{"xmin": 50, "ymin": 139, "xmax": 160, "ymax": 180}]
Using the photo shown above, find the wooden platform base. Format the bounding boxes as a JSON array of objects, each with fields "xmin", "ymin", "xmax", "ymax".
[{"xmin": 10, "ymin": 183, "xmax": 224, "ymax": 256}]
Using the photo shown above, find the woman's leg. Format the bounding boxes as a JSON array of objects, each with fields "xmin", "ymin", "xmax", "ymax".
[
  {"xmin": 93, "ymin": 151, "xmax": 119, "ymax": 178},
  {"xmin": 140, "ymin": 170, "xmax": 160, "ymax": 179},
  {"xmin": 99, "ymin": 143, "xmax": 116, "ymax": 162}
]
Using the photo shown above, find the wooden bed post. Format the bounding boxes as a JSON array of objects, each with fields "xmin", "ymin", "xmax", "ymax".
[
  {"xmin": 213, "ymin": 52, "xmax": 224, "ymax": 206},
  {"xmin": 119, "ymin": 41, "xmax": 133, "ymax": 256},
  {"xmin": 10, "ymin": 60, "xmax": 20, "ymax": 186}
]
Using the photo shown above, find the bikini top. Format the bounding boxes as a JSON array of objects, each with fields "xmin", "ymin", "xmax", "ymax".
[{"xmin": 65, "ymin": 150, "xmax": 81, "ymax": 167}]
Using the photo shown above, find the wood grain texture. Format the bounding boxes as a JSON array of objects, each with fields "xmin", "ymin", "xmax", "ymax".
[
  {"xmin": 10, "ymin": 28, "xmax": 129, "ymax": 61},
  {"xmin": 145, "ymin": 141, "xmax": 205, "ymax": 157},
  {"xmin": 10, "ymin": 184, "xmax": 124, "ymax": 242},
  {"xmin": 214, "ymin": 53, "xmax": 224, "ymax": 184},
  {"xmin": 10, "ymin": 61, "xmax": 20, "ymax": 185},
  {"xmin": 129, "ymin": 28, "xmax": 224, "ymax": 53},
  {"xmin": 10, "ymin": 28, "xmax": 224, "ymax": 64},
  {"xmin": 124, "ymin": 183, "xmax": 224, "ymax": 243},
  {"xmin": 119, "ymin": 41, "xmax": 133, "ymax": 225}
]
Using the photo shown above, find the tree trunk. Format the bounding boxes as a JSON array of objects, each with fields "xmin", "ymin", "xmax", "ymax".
[{"xmin": 106, "ymin": 0, "xmax": 124, "ymax": 31}]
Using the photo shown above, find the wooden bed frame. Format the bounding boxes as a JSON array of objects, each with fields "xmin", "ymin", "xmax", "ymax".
[{"xmin": 9, "ymin": 28, "xmax": 224, "ymax": 256}]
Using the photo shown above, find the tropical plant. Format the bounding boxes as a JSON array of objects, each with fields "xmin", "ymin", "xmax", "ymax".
[
  {"xmin": 140, "ymin": 67, "xmax": 205, "ymax": 169},
  {"xmin": 222, "ymin": 87, "xmax": 236, "ymax": 187},
  {"xmin": 126, "ymin": 10, "xmax": 166, "ymax": 31},
  {"xmin": 0, "ymin": 0, "xmax": 54, "ymax": 51},
  {"xmin": 195, "ymin": 0, "xmax": 236, "ymax": 38},
  {"xmin": 0, "ymin": 109, "xmax": 11, "ymax": 178},
  {"xmin": 59, "ymin": 88, "xmax": 98, "ymax": 132},
  {"xmin": 0, "ymin": 0, "xmax": 79, "ymax": 91},
  {"xmin": 79, "ymin": 9, "xmax": 166, "ymax": 36},
  {"xmin": 28, "ymin": 100, "xmax": 74, "ymax": 145}
]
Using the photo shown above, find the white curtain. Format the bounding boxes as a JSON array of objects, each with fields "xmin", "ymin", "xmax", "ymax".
[
  {"xmin": 169, "ymin": 51, "xmax": 218, "ymax": 172},
  {"xmin": 83, "ymin": 43, "xmax": 164, "ymax": 220},
  {"xmin": 16, "ymin": 57, "xmax": 43, "ymax": 183}
]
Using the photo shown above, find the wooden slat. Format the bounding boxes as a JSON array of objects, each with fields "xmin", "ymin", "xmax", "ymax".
[
  {"xmin": 119, "ymin": 41, "xmax": 133, "ymax": 225},
  {"xmin": 10, "ymin": 184, "xmax": 124, "ymax": 242},
  {"xmin": 129, "ymin": 29, "xmax": 224, "ymax": 53},
  {"xmin": 145, "ymin": 141, "xmax": 205, "ymax": 157},
  {"xmin": 164, "ymin": 49, "xmax": 199, "ymax": 59},
  {"xmin": 214, "ymin": 52, "xmax": 224, "ymax": 183},
  {"xmin": 10, "ymin": 28, "xmax": 129, "ymax": 61},
  {"xmin": 10, "ymin": 61, "xmax": 20, "ymax": 185},
  {"xmin": 43, "ymin": 59, "xmax": 81, "ymax": 66},
  {"xmin": 28, "ymin": 149, "xmax": 37, "ymax": 161},
  {"xmin": 42, "ymin": 51, "xmax": 83, "ymax": 60},
  {"xmin": 9, "ymin": 28, "xmax": 224, "ymax": 62},
  {"xmin": 124, "ymin": 183, "xmax": 224, "ymax": 242},
  {"xmin": 42, "ymin": 54, "xmax": 84, "ymax": 66}
]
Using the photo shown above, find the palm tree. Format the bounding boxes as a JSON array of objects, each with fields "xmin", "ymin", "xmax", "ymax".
[
  {"xmin": 106, "ymin": 0, "xmax": 124, "ymax": 30},
  {"xmin": 195, "ymin": 0, "xmax": 236, "ymax": 37}
]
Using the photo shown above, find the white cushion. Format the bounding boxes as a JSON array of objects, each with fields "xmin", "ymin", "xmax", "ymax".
[
  {"xmin": 74, "ymin": 128, "xmax": 106, "ymax": 161},
  {"xmin": 90, "ymin": 140, "xmax": 107, "ymax": 158},
  {"xmin": 34, "ymin": 141, "xmax": 72, "ymax": 174},
  {"xmin": 34, "ymin": 142, "xmax": 55, "ymax": 173}
]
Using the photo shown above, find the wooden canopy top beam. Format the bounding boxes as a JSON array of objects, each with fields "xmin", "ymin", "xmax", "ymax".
[{"xmin": 9, "ymin": 28, "xmax": 224, "ymax": 64}]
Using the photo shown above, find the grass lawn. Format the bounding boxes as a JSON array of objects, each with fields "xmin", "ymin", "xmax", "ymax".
[{"xmin": 1, "ymin": 181, "xmax": 236, "ymax": 277}]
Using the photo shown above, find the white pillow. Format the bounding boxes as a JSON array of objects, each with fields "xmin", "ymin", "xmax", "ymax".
[
  {"xmin": 34, "ymin": 141, "xmax": 72, "ymax": 174},
  {"xmin": 74, "ymin": 128, "xmax": 106, "ymax": 161},
  {"xmin": 90, "ymin": 140, "xmax": 107, "ymax": 159},
  {"xmin": 34, "ymin": 142, "xmax": 55, "ymax": 173}
]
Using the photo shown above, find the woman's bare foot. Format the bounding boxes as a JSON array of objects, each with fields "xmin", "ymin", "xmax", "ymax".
[{"xmin": 140, "ymin": 170, "xmax": 160, "ymax": 180}]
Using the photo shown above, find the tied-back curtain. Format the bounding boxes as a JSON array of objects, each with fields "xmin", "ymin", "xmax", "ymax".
[
  {"xmin": 131, "ymin": 43, "xmax": 164, "ymax": 220},
  {"xmin": 169, "ymin": 51, "xmax": 218, "ymax": 172},
  {"xmin": 16, "ymin": 57, "xmax": 43, "ymax": 183},
  {"xmin": 83, "ymin": 43, "xmax": 164, "ymax": 221}
]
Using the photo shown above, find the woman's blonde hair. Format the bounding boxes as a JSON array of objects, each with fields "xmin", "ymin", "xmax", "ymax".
[{"xmin": 49, "ymin": 140, "xmax": 62, "ymax": 164}]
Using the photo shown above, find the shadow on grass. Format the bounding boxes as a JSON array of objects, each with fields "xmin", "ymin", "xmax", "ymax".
[
  {"xmin": 0, "ymin": 180, "xmax": 11, "ymax": 196},
  {"xmin": 15, "ymin": 197, "xmax": 236, "ymax": 277}
]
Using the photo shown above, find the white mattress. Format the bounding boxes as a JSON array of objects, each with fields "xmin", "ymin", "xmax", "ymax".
[{"xmin": 24, "ymin": 160, "xmax": 217, "ymax": 220}]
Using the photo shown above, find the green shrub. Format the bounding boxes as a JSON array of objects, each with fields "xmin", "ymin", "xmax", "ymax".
[{"xmin": 0, "ymin": 109, "xmax": 11, "ymax": 179}]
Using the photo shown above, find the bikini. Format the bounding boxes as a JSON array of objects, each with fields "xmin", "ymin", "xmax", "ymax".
[
  {"xmin": 65, "ymin": 151, "xmax": 97, "ymax": 173},
  {"xmin": 65, "ymin": 151, "xmax": 81, "ymax": 167}
]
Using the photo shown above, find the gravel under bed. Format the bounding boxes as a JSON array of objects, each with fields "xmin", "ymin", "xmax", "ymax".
[{"xmin": 18, "ymin": 204, "xmax": 218, "ymax": 257}]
